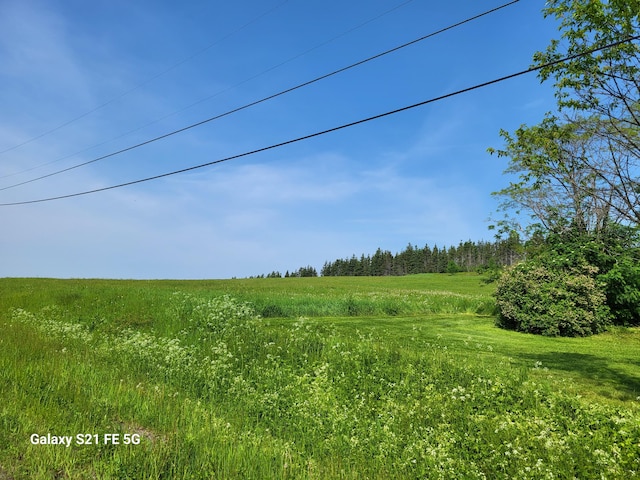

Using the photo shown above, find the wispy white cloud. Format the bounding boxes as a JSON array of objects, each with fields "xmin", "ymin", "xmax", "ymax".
[
  {"xmin": 0, "ymin": 143, "xmax": 491, "ymax": 278},
  {"xmin": 0, "ymin": 0, "xmax": 557, "ymax": 278}
]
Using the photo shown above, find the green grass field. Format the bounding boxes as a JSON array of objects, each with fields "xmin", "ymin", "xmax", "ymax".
[{"xmin": 1, "ymin": 274, "xmax": 639, "ymax": 479}]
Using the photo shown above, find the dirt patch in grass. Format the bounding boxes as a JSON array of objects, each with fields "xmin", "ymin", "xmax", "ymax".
[{"xmin": 0, "ymin": 464, "xmax": 14, "ymax": 480}]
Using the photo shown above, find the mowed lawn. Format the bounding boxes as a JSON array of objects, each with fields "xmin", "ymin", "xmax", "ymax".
[{"xmin": 1, "ymin": 274, "xmax": 639, "ymax": 479}]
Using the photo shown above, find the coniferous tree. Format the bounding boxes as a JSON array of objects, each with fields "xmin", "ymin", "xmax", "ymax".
[
  {"xmin": 316, "ymin": 238, "xmax": 525, "ymax": 277},
  {"xmin": 371, "ymin": 248, "xmax": 385, "ymax": 276}
]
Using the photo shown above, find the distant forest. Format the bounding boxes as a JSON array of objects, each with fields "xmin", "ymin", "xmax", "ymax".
[{"xmin": 258, "ymin": 236, "xmax": 524, "ymax": 278}]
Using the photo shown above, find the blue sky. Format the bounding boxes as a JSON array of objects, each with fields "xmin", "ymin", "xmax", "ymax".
[{"xmin": 0, "ymin": 0, "xmax": 560, "ymax": 279}]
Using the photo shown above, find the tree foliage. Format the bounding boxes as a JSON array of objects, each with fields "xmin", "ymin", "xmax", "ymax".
[
  {"xmin": 536, "ymin": 225, "xmax": 640, "ymax": 325},
  {"xmin": 292, "ymin": 266, "xmax": 318, "ymax": 277},
  {"xmin": 599, "ymin": 256, "xmax": 640, "ymax": 325},
  {"xmin": 491, "ymin": 0, "xmax": 640, "ymax": 231},
  {"xmin": 320, "ymin": 238, "xmax": 523, "ymax": 277},
  {"xmin": 534, "ymin": 0, "xmax": 640, "ymax": 119},
  {"xmin": 495, "ymin": 260, "xmax": 611, "ymax": 336},
  {"xmin": 491, "ymin": 0, "xmax": 640, "ymax": 334},
  {"xmin": 535, "ymin": 0, "xmax": 640, "ymax": 224},
  {"xmin": 489, "ymin": 115, "xmax": 615, "ymax": 234}
]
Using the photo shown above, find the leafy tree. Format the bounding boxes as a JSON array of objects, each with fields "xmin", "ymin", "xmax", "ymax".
[
  {"xmin": 534, "ymin": 0, "xmax": 640, "ymax": 224},
  {"xmin": 534, "ymin": 0, "xmax": 639, "ymax": 121},
  {"xmin": 491, "ymin": 0, "xmax": 639, "ymax": 233},
  {"xmin": 491, "ymin": 0, "xmax": 640, "ymax": 334},
  {"xmin": 489, "ymin": 115, "xmax": 614, "ymax": 235}
]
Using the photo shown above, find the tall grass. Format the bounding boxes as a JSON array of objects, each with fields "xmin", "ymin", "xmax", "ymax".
[
  {"xmin": 1, "ymin": 276, "xmax": 639, "ymax": 478},
  {"xmin": 0, "ymin": 275, "xmax": 497, "ymax": 322}
]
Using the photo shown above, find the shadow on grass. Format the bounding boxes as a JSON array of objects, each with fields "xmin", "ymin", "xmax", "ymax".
[{"xmin": 518, "ymin": 352, "xmax": 640, "ymax": 401}]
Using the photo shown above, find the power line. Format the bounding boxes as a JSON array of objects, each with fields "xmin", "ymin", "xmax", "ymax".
[
  {"xmin": 0, "ymin": 0, "xmax": 290, "ymax": 156},
  {"xmin": 0, "ymin": 0, "xmax": 414, "ymax": 179},
  {"xmin": 0, "ymin": 0, "xmax": 518, "ymax": 192},
  {"xmin": 2, "ymin": 35, "xmax": 637, "ymax": 207}
]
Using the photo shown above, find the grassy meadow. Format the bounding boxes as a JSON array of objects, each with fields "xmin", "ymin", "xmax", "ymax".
[{"xmin": 1, "ymin": 274, "xmax": 639, "ymax": 479}]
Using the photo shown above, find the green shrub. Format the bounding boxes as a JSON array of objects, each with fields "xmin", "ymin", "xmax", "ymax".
[
  {"xmin": 446, "ymin": 261, "xmax": 461, "ymax": 274},
  {"xmin": 495, "ymin": 261, "xmax": 611, "ymax": 336},
  {"xmin": 536, "ymin": 226, "xmax": 640, "ymax": 325},
  {"xmin": 599, "ymin": 258, "xmax": 640, "ymax": 326}
]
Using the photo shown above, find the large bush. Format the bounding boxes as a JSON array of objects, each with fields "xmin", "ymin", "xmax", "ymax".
[
  {"xmin": 495, "ymin": 261, "xmax": 611, "ymax": 336},
  {"xmin": 519, "ymin": 226, "xmax": 640, "ymax": 328}
]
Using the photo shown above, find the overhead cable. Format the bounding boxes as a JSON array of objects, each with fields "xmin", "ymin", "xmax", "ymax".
[
  {"xmin": 2, "ymin": 34, "xmax": 637, "ymax": 207},
  {"xmin": 0, "ymin": 0, "xmax": 414, "ymax": 178},
  {"xmin": 0, "ymin": 0, "xmax": 518, "ymax": 192}
]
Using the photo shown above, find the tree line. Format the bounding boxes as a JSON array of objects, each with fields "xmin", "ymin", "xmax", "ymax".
[
  {"xmin": 320, "ymin": 236, "xmax": 523, "ymax": 276},
  {"xmin": 254, "ymin": 235, "xmax": 524, "ymax": 278}
]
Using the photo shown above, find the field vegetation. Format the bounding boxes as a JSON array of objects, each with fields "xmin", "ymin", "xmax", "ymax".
[
  {"xmin": 1, "ymin": 274, "xmax": 639, "ymax": 479},
  {"xmin": 2, "ymin": 1, "xmax": 639, "ymax": 478}
]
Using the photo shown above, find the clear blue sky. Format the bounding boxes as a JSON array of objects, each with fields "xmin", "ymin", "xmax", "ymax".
[{"xmin": 0, "ymin": 0, "xmax": 560, "ymax": 279}]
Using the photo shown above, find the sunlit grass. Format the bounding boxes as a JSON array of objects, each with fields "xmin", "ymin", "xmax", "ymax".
[{"xmin": 1, "ymin": 275, "xmax": 639, "ymax": 478}]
